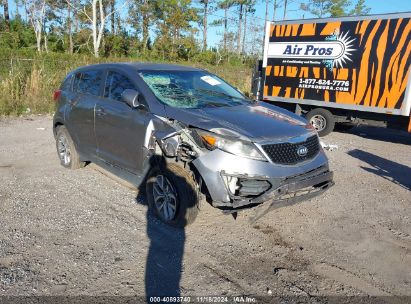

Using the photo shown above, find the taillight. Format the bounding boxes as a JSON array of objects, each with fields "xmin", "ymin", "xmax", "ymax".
[{"xmin": 53, "ymin": 90, "xmax": 62, "ymax": 101}]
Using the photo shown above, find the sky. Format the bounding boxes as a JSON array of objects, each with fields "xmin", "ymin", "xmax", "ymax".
[
  {"xmin": 206, "ymin": 0, "xmax": 411, "ymax": 47},
  {"xmin": 6, "ymin": 0, "xmax": 411, "ymax": 50}
]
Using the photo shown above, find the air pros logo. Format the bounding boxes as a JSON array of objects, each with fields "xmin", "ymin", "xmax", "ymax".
[{"xmin": 267, "ymin": 29, "xmax": 356, "ymax": 71}]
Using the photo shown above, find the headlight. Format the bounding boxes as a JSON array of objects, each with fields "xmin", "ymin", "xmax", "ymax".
[{"xmin": 196, "ymin": 130, "xmax": 267, "ymax": 161}]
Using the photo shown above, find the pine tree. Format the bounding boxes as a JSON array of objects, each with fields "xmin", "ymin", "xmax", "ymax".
[
  {"xmin": 350, "ymin": 0, "xmax": 370, "ymax": 16},
  {"xmin": 300, "ymin": 0, "xmax": 351, "ymax": 18}
]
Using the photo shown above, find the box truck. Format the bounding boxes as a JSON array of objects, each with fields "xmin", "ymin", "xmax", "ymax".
[{"xmin": 252, "ymin": 13, "xmax": 411, "ymax": 136}]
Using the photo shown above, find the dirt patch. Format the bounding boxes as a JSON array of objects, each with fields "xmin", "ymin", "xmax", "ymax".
[{"xmin": 0, "ymin": 115, "xmax": 410, "ymax": 299}]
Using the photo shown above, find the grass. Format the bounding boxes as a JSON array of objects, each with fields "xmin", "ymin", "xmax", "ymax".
[{"xmin": 0, "ymin": 51, "xmax": 253, "ymax": 116}]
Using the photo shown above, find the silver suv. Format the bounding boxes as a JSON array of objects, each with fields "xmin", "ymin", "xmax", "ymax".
[{"xmin": 53, "ymin": 63, "xmax": 334, "ymax": 227}]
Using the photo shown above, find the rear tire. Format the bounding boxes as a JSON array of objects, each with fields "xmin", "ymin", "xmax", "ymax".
[
  {"xmin": 306, "ymin": 108, "xmax": 335, "ymax": 137},
  {"xmin": 55, "ymin": 126, "xmax": 85, "ymax": 169},
  {"xmin": 146, "ymin": 163, "xmax": 199, "ymax": 228}
]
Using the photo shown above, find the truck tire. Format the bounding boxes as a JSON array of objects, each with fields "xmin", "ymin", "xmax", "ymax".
[
  {"xmin": 55, "ymin": 125, "xmax": 85, "ymax": 169},
  {"xmin": 146, "ymin": 163, "xmax": 199, "ymax": 228},
  {"xmin": 306, "ymin": 108, "xmax": 335, "ymax": 137}
]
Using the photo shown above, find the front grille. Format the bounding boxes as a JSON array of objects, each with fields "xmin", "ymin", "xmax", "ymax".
[{"xmin": 262, "ymin": 135, "xmax": 320, "ymax": 165}]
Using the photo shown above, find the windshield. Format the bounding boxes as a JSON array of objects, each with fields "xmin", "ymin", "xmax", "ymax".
[{"xmin": 139, "ymin": 70, "xmax": 250, "ymax": 109}]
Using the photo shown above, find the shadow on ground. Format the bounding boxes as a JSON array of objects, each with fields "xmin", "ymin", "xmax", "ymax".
[
  {"xmin": 135, "ymin": 191, "xmax": 186, "ymax": 298},
  {"xmin": 341, "ymin": 126, "xmax": 411, "ymax": 145},
  {"xmin": 348, "ymin": 149, "xmax": 411, "ymax": 191}
]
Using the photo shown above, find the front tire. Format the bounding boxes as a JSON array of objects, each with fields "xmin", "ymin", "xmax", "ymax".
[
  {"xmin": 306, "ymin": 108, "xmax": 335, "ymax": 137},
  {"xmin": 146, "ymin": 163, "xmax": 199, "ymax": 228},
  {"xmin": 55, "ymin": 126, "xmax": 85, "ymax": 169}
]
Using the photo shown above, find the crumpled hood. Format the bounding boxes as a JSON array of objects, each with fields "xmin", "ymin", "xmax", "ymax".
[{"xmin": 164, "ymin": 101, "xmax": 314, "ymax": 142}]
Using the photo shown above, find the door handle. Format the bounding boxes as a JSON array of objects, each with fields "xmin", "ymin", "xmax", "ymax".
[{"xmin": 96, "ymin": 107, "xmax": 107, "ymax": 116}]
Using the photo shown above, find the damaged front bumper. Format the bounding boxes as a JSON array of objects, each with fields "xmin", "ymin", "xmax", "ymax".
[
  {"xmin": 192, "ymin": 147, "xmax": 333, "ymax": 216},
  {"xmin": 225, "ymin": 166, "xmax": 333, "ymax": 222}
]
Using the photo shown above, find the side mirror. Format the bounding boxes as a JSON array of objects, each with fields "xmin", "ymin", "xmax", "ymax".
[{"xmin": 122, "ymin": 89, "xmax": 140, "ymax": 108}]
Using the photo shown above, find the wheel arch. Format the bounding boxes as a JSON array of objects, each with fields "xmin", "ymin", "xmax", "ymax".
[{"xmin": 53, "ymin": 121, "xmax": 64, "ymax": 138}]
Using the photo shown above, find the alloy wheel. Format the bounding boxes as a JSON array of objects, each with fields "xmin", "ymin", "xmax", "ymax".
[
  {"xmin": 57, "ymin": 134, "xmax": 71, "ymax": 166},
  {"xmin": 152, "ymin": 175, "xmax": 178, "ymax": 221}
]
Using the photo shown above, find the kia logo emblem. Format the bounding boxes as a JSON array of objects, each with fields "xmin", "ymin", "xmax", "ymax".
[{"xmin": 297, "ymin": 145, "xmax": 308, "ymax": 157}]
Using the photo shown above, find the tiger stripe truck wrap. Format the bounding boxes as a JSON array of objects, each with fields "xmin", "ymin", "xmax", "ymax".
[{"xmin": 260, "ymin": 13, "xmax": 411, "ymax": 134}]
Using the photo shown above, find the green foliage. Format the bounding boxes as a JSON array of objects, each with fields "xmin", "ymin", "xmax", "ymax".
[
  {"xmin": 104, "ymin": 31, "xmax": 132, "ymax": 57},
  {"xmin": 328, "ymin": 0, "xmax": 351, "ymax": 17},
  {"xmin": 151, "ymin": 0, "xmax": 199, "ymax": 59},
  {"xmin": 0, "ymin": 0, "xmax": 259, "ymax": 115},
  {"xmin": 300, "ymin": 0, "xmax": 369, "ymax": 18},
  {"xmin": 0, "ymin": 50, "xmax": 253, "ymax": 115},
  {"xmin": 192, "ymin": 50, "xmax": 219, "ymax": 65},
  {"xmin": 0, "ymin": 17, "xmax": 36, "ymax": 49},
  {"xmin": 350, "ymin": 0, "xmax": 371, "ymax": 16}
]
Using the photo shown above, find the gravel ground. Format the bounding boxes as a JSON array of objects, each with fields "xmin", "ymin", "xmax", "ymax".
[{"xmin": 0, "ymin": 115, "xmax": 410, "ymax": 301}]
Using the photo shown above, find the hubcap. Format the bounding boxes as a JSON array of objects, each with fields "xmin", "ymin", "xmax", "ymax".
[
  {"xmin": 152, "ymin": 175, "xmax": 177, "ymax": 221},
  {"xmin": 310, "ymin": 115, "xmax": 327, "ymax": 132},
  {"xmin": 57, "ymin": 135, "xmax": 71, "ymax": 165}
]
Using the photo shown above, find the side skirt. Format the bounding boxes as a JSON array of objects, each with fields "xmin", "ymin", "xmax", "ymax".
[{"xmin": 86, "ymin": 154, "xmax": 144, "ymax": 191}]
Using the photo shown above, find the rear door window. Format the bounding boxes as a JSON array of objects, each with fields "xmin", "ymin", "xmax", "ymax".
[
  {"xmin": 73, "ymin": 70, "xmax": 102, "ymax": 96},
  {"xmin": 104, "ymin": 71, "xmax": 135, "ymax": 101}
]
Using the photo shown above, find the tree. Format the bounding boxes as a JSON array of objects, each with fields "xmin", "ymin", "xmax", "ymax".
[
  {"xmin": 23, "ymin": 0, "xmax": 46, "ymax": 52},
  {"xmin": 243, "ymin": 16, "xmax": 262, "ymax": 55},
  {"xmin": 300, "ymin": 0, "xmax": 351, "ymax": 18},
  {"xmin": 67, "ymin": 0, "xmax": 73, "ymax": 53},
  {"xmin": 2, "ymin": 0, "xmax": 10, "ymax": 30},
  {"xmin": 43, "ymin": 0, "xmax": 65, "ymax": 53},
  {"xmin": 242, "ymin": 0, "xmax": 255, "ymax": 54},
  {"xmin": 110, "ymin": 0, "xmax": 115, "ymax": 34},
  {"xmin": 329, "ymin": 0, "xmax": 350, "ymax": 17},
  {"xmin": 200, "ymin": 0, "xmax": 210, "ymax": 50},
  {"xmin": 272, "ymin": 0, "xmax": 279, "ymax": 21},
  {"xmin": 213, "ymin": 0, "xmax": 234, "ymax": 52},
  {"xmin": 140, "ymin": 0, "xmax": 153, "ymax": 51},
  {"xmin": 233, "ymin": 0, "xmax": 246, "ymax": 54},
  {"xmin": 153, "ymin": 0, "xmax": 198, "ymax": 59},
  {"xmin": 233, "ymin": 0, "xmax": 255, "ymax": 54},
  {"xmin": 78, "ymin": 0, "xmax": 128, "ymax": 57},
  {"xmin": 129, "ymin": 0, "xmax": 156, "ymax": 52},
  {"xmin": 283, "ymin": 0, "xmax": 287, "ymax": 20},
  {"xmin": 89, "ymin": 0, "xmax": 106, "ymax": 57},
  {"xmin": 350, "ymin": 0, "xmax": 370, "ymax": 16}
]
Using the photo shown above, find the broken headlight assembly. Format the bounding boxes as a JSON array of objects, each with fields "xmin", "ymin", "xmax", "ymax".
[{"xmin": 196, "ymin": 129, "xmax": 267, "ymax": 161}]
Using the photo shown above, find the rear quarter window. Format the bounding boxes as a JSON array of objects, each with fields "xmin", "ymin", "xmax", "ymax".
[
  {"xmin": 73, "ymin": 70, "xmax": 102, "ymax": 96},
  {"xmin": 60, "ymin": 74, "xmax": 73, "ymax": 91}
]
